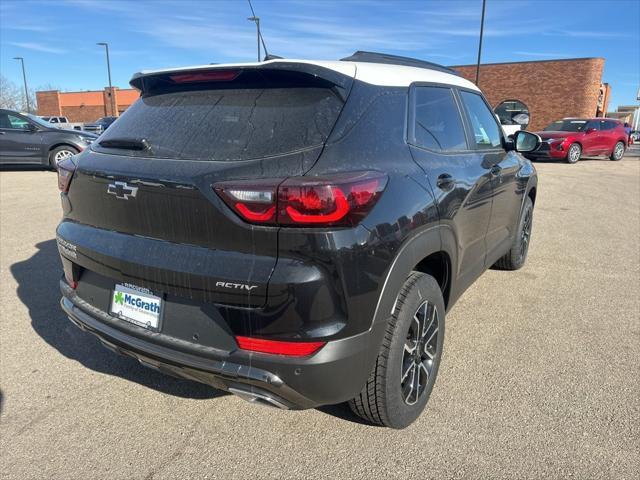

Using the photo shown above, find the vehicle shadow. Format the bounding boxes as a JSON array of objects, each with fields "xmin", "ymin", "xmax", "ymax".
[
  {"xmin": 0, "ymin": 164, "xmax": 51, "ymax": 172},
  {"xmin": 11, "ymin": 239, "xmax": 225, "ymax": 400},
  {"xmin": 530, "ymin": 156, "xmax": 615, "ymax": 164}
]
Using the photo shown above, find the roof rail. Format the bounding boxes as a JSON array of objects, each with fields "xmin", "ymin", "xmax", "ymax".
[{"xmin": 340, "ymin": 51, "xmax": 459, "ymax": 75}]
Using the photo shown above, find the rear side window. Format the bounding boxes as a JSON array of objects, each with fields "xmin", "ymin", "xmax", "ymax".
[
  {"xmin": 585, "ymin": 120, "xmax": 600, "ymax": 131},
  {"xmin": 459, "ymin": 91, "xmax": 502, "ymax": 149},
  {"xmin": 603, "ymin": 120, "xmax": 618, "ymax": 130},
  {"xmin": 96, "ymin": 86, "xmax": 344, "ymax": 161},
  {"xmin": 412, "ymin": 87, "xmax": 466, "ymax": 151}
]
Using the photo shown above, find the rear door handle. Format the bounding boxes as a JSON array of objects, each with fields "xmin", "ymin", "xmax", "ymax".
[{"xmin": 436, "ymin": 173, "xmax": 455, "ymax": 190}]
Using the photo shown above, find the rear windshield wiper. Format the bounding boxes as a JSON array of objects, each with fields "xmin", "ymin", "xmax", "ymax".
[{"xmin": 98, "ymin": 138, "xmax": 151, "ymax": 151}]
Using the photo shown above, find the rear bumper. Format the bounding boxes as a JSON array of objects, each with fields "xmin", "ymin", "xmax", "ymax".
[{"xmin": 60, "ymin": 280, "xmax": 381, "ymax": 409}]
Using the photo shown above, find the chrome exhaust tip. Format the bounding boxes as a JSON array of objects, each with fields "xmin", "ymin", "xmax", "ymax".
[{"xmin": 228, "ymin": 387, "xmax": 290, "ymax": 410}]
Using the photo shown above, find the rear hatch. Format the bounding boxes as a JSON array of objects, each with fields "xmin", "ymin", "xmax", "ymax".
[{"xmin": 60, "ymin": 62, "xmax": 354, "ymax": 307}]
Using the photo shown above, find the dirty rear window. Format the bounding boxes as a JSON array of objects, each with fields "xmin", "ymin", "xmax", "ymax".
[{"xmin": 95, "ymin": 87, "xmax": 344, "ymax": 161}]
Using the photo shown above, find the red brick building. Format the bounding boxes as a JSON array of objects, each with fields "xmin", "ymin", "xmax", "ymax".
[
  {"xmin": 36, "ymin": 87, "xmax": 140, "ymax": 122},
  {"xmin": 451, "ymin": 57, "xmax": 609, "ymax": 131}
]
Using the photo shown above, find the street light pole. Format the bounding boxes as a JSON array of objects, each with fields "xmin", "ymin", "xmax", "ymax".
[
  {"xmin": 475, "ymin": 0, "xmax": 487, "ymax": 86},
  {"xmin": 12, "ymin": 57, "xmax": 30, "ymax": 112},
  {"xmin": 97, "ymin": 42, "xmax": 115, "ymax": 116},
  {"xmin": 248, "ymin": 16, "xmax": 261, "ymax": 61}
]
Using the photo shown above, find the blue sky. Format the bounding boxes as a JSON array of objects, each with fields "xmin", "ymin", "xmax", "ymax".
[{"xmin": 1, "ymin": 0, "xmax": 638, "ymax": 108}]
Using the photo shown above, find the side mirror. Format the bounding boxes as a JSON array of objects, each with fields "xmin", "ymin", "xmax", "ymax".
[
  {"xmin": 513, "ymin": 130, "xmax": 540, "ymax": 153},
  {"xmin": 27, "ymin": 123, "xmax": 39, "ymax": 133}
]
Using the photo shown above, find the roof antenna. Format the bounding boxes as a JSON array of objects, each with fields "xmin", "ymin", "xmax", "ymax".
[{"xmin": 247, "ymin": 0, "xmax": 270, "ymax": 61}]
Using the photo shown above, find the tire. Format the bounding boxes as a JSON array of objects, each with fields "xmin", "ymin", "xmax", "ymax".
[
  {"xmin": 610, "ymin": 141, "xmax": 625, "ymax": 161},
  {"xmin": 494, "ymin": 196, "xmax": 534, "ymax": 270},
  {"xmin": 49, "ymin": 145, "xmax": 78, "ymax": 169},
  {"xmin": 566, "ymin": 143, "xmax": 581, "ymax": 164},
  {"xmin": 348, "ymin": 272, "xmax": 445, "ymax": 429}
]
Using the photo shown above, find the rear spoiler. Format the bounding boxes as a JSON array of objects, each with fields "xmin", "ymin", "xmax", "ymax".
[{"xmin": 129, "ymin": 61, "xmax": 356, "ymax": 99}]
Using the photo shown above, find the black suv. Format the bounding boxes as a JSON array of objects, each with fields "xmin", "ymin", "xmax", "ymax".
[{"xmin": 57, "ymin": 52, "xmax": 539, "ymax": 428}]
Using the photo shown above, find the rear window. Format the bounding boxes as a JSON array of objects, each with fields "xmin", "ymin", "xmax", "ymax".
[{"xmin": 95, "ymin": 86, "xmax": 344, "ymax": 161}]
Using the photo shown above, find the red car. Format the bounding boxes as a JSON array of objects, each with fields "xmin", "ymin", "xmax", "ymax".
[{"xmin": 526, "ymin": 118, "xmax": 627, "ymax": 163}]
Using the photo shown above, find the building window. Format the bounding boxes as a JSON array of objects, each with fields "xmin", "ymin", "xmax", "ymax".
[{"xmin": 494, "ymin": 100, "xmax": 530, "ymax": 129}]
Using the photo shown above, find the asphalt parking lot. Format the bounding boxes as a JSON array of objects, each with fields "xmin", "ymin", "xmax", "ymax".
[{"xmin": 1, "ymin": 153, "xmax": 639, "ymax": 479}]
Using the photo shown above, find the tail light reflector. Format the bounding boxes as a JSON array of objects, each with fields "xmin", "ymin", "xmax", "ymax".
[
  {"xmin": 169, "ymin": 70, "xmax": 240, "ymax": 84},
  {"xmin": 57, "ymin": 156, "xmax": 77, "ymax": 193},
  {"xmin": 236, "ymin": 336, "xmax": 325, "ymax": 356},
  {"xmin": 214, "ymin": 171, "xmax": 387, "ymax": 227}
]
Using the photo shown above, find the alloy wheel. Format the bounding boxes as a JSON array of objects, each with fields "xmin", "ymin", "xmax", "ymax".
[
  {"xmin": 401, "ymin": 300, "xmax": 439, "ymax": 405},
  {"xmin": 614, "ymin": 143, "xmax": 624, "ymax": 160},
  {"xmin": 520, "ymin": 207, "xmax": 532, "ymax": 260},
  {"xmin": 568, "ymin": 145, "xmax": 580, "ymax": 163},
  {"xmin": 54, "ymin": 149, "xmax": 74, "ymax": 164}
]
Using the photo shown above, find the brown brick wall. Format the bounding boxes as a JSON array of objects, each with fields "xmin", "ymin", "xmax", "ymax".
[
  {"xmin": 61, "ymin": 105, "xmax": 107, "ymax": 123},
  {"xmin": 36, "ymin": 87, "xmax": 140, "ymax": 122},
  {"xmin": 451, "ymin": 58, "xmax": 605, "ymax": 131},
  {"xmin": 35, "ymin": 91, "xmax": 61, "ymax": 116}
]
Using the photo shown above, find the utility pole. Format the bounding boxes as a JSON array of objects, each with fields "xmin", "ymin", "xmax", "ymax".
[
  {"xmin": 97, "ymin": 42, "xmax": 116, "ymax": 116},
  {"xmin": 475, "ymin": 0, "xmax": 487, "ymax": 86},
  {"xmin": 12, "ymin": 57, "xmax": 30, "ymax": 112},
  {"xmin": 248, "ymin": 16, "xmax": 261, "ymax": 61}
]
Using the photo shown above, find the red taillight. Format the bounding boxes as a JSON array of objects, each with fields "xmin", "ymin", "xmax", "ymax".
[
  {"xmin": 236, "ymin": 336, "xmax": 325, "ymax": 356},
  {"xmin": 57, "ymin": 156, "xmax": 77, "ymax": 193},
  {"xmin": 169, "ymin": 70, "xmax": 240, "ymax": 84},
  {"xmin": 214, "ymin": 171, "xmax": 387, "ymax": 227}
]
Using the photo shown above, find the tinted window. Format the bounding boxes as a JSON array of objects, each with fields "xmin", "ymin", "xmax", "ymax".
[
  {"xmin": 413, "ymin": 87, "xmax": 466, "ymax": 151},
  {"xmin": 544, "ymin": 120, "xmax": 588, "ymax": 132},
  {"xmin": 459, "ymin": 91, "xmax": 501, "ymax": 149},
  {"xmin": 96, "ymin": 87, "xmax": 344, "ymax": 161},
  {"xmin": 0, "ymin": 113, "xmax": 30, "ymax": 130},
  {"xmin": 585, "ymin": 120, "xmax": 600, "ymax": 131},
  {"xmin": 603, "ymin": 120, "xmax": 618, "ymax": 130}
]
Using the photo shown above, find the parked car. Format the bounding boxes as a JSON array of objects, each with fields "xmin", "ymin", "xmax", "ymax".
[
  {"xmin": 0, "ymin": 109, "xmax": 97, "ymax": 168},
  {"xmin": 41, "ymin": 115, "xmax": 84, "ymax": 131},
  {"xmin": 83, "ymin": 116, "xmax": 118, "ymax": 134},
  {"xmin": 526, "ymin": 118, "xmax": 627, "ymax": 163},
  {"xmin": 56, "ymin": 52, "xmax": 539, "ymax": 429}
]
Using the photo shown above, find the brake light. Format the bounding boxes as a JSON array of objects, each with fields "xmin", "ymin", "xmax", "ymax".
[
  {"xmin": 169, "ymin": 70, "xmax": 240, "ymax": 84},
  {"xmin": 236, "ymin": 336, "xmax": 325, "ymax": 356},
  {"xmin": 214, "ymin": 171, "xmax": 387, "ymax": 227},
  {"xmin": 57, "ymin": 156, "xmax": 77, "ymax": 192}
]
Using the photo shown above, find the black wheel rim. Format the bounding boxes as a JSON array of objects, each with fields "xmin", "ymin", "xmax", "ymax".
[
  {"xmin": 520, "ymin": 207, "xmax": 532, "ymax": 260},
  {"xmin": 401, "ymin": 300, "xmax": 439, "ymax": 406}
]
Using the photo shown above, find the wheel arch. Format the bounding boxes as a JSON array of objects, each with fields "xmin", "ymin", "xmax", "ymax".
[
  {"xmin": 48, "ymin": 142, "xmax": 81, "ymax": 154},
  {"xmin": 370, "ymin": 225, "xmax": 457, "ymax": 329}
]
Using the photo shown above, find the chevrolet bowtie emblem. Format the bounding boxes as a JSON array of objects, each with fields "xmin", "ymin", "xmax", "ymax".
[{"xmin": 107, "ymin": 181, "xmax": 138, "ymax": 200}]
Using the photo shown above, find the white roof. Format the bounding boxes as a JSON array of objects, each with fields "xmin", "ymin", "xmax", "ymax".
[{"xmin": 135, "ymin": 58, "xmax": 480, "ymax": 91}]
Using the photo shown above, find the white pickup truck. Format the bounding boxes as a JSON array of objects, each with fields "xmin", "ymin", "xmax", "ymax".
[{"xmin": 40, "ymin": 116, "xmax": 84, "ymax": 131}]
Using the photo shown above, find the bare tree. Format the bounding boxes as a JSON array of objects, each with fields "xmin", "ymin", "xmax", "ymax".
[{"xmin": 0, "ymin": 75, "xmax": 24, "ymax": 110}]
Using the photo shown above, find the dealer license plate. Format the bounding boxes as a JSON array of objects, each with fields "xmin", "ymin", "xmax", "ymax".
[{"xmin": 110, "ymin": 283, "xmax": 162, "ymax": 330}]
